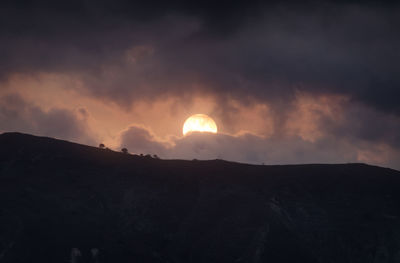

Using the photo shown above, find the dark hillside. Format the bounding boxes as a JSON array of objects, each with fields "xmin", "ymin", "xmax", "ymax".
[{"xmin": 0, "ymin": 132, "xmax": 399, "ymax": 263}]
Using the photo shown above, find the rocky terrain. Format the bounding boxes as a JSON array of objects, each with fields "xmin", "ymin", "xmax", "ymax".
[{"xmin": 0, "ymin": 132, "xmax": 399, "ymax": 263}]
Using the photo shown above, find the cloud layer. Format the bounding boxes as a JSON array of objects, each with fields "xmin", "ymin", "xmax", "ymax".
[
  {"xmin": 1, "ymin": 1, "xmax": 399, "ymax": 112},
  {"xmin": 119, "ymin": 125, "xmax": 400, "ymax": 168},
  {"xmin": 117, "ymin": 93, "xmax": 400, "ymax": 169}
]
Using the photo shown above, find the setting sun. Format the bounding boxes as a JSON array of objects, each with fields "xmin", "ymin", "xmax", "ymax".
[{"xmin": 183, "ymin": 114, "xmax": 218, "ymax": 135}]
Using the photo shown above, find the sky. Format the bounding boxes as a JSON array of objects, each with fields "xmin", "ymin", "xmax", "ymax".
[{"xmin": 1, "ymin": 0, "xmax": 400, "ymax": 169}]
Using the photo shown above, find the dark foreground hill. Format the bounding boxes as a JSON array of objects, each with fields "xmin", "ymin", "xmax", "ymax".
[{"xmin": 0, "ymin": 133, "xmax": 400, "ymax": 263}]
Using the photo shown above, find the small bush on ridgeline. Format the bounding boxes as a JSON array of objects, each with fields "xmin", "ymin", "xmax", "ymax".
[
  {"xmin": 153, "ymin": 154, "xmax": 160, "ymax": 159},
  {"xmin": 99, "ymin": 143, "xmax": 105, "ymax": 149},
  {"xmin": 121, "ymin": 148, "xmax": 128, "ymax": 154}
]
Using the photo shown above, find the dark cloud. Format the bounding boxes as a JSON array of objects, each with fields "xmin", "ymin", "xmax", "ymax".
[
  {"xmin": 0, "ymin": 0, "xmax": 399, "ymax": 114},
  {"xmin": 0, "ymin": 93, "xmax": 95, "ymax": 144},
  {"xmin": 321, "ymin": 103, "xmax": 400, "ymax": 148}
]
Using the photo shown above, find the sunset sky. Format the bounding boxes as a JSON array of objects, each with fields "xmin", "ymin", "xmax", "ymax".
[{"xmin": 1, "ymin": 0, "xmax": 399, "ymax": 169}]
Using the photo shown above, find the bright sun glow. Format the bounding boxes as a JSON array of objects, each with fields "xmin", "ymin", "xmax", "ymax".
[{"xmin": 183, "ymin": 114, "xmax": 218, "ymax": 135}]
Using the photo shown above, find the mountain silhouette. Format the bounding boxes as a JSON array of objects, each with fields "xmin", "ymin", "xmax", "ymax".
[{"xmin": 0, "ymin": 132, "xmax": 399, "ymax": 263}]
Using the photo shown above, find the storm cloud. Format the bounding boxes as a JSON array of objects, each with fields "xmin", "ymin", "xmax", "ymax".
[{"xmin": 1, "ymin": 1, "xmax": 399, "ymax": 112}]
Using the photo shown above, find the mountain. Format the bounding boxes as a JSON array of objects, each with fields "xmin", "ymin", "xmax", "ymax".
[{"xmin": 0, "ymin": 132, "xmax": 399, "ymax": 263}]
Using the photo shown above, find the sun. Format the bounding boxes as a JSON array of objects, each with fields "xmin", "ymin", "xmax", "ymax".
[{"xmin": 183, "ymin": 114, "xmax": 218, "ymax": 136}]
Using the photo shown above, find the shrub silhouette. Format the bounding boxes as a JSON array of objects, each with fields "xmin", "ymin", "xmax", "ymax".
[
  {"xmin": 121, "ymin": 148, "xmax": 128, "ymax": 154},
  {"xmin": 99, "ymin": 143, "xmax": 105, "ymax": 149}
]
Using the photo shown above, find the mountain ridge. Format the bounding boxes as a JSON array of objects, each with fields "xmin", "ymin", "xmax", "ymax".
[
  {"xmin": 0, "ymin": 131, "xmax": 393, "ymax": 171},
  {"xmin": 0, "ymin": 132, "xmax": 399, "ymax": 263}
]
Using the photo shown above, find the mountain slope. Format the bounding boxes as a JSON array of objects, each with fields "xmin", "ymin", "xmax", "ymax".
[{"xmin": 0, "ymin": 132, "xmax": 399, "ymax": 263}]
